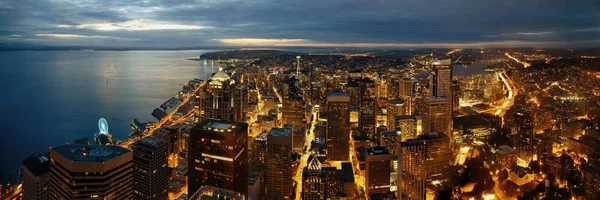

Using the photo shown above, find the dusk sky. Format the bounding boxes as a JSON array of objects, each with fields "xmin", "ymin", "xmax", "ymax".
[{"xmin": 1, "ymin": 0, "xmax": 599, "ymax": 48}]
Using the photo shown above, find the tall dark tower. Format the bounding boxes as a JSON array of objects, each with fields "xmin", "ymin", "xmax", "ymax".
[
  {"xmin": 188, "ymin": 119, "xmax": 249, "ymax": 196},
  {"xmin": 326, "ymin": 91, "xmax": 351, "ymax": 161},
  {"xmin": 514, "ymin": 110, "xmax": 534, "ymax": 160},
  {"xmin": 359, "ymin": 78, "xmax": 377, "ymax": 139},
  {"xmin": 131, "ymin": 137, "xmax": 169, "ymax": 200}
]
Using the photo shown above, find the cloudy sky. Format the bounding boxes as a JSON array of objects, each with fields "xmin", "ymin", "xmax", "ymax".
[{"xmin": 1, "ymin": 0, "xmax": 599, "ymax": 48}]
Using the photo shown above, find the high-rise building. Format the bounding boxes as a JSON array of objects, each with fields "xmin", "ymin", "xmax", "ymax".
[
  {"xmin": 451, "ymin": 80, "xmax": 460, "ymax": 112},
  {"xmin": 235, "ymin": 84, "xmax": 249, "ymax": 122},
  {"xmin": 365, "ymin": 147, "xmax": 391, "ymax": 196},
  {"xmin": 200, "ymin": 67, "xmax": 246, "ymax": 122},
  {"xmin": 326, "ymin": 91, "xmax": 351, "ymax": 161},
  {"xmin": 430, "ymin": 59, "xmax": 452, "ymax": 97},
  {"xmin": 302, "ymin": 156, "xmax": 326, "ymax": 200},
  {"xmin": 131, "ymin": 137, "xmax": 169, "ymax": 200},
  {"xmin": 381, "ymin": 131, "xmax": 400, "ymax": 158},
  {"xmin": 22, "ymin": 154, "xmax": 50, "ymax": 200},
  {"xmin": 301, "ymin": 156, "xmax": 355, "ymax": 200},
  {"xmin": 398, "ymin": 78, "xmax": 414, "ymax": 99},
  {"xmin": 347, "ymin": 70, "xmax": 363, "ymax": 107},
  {"xmin": 514, "ymin": 110, "xmax": 534, "ymax": 160},
  {"xmin": 359, "ymin": 78, "xmax": 377, "ymax": 139},
  {"xmin": 254, "ymin": 132, "xmax": 268, "ymax": 166},
  {"xmin": 376, "ymin": 78, "xmax": 389, "ymax": 99},
  {"xmin": 386, "ymin": 99, "xmax": 408, "ymax": 131},
  {"xmin": 399, "ymin": 132, "xmax": 452, "ymax": 200},
  {"xmin": 49, "ymin": 144, "xmax": 133, "ymax": 199},
  {"xmin": 282, "ymin": 97, "xmax": 306, "ymax": 127},
  {"xmin": 394, "ymin": 115, "xmax": 422, "ymax": 142},
  {"xmin": 188, "ymin": 119, "xmax": 248, "ymax": 196},
  {"xmin": 422, "ymin": 96, "xmax": 452, "ymax": 144},
  {"xmin": 266, "ymin": 127, "xmax": 293, "ymax": 199}
]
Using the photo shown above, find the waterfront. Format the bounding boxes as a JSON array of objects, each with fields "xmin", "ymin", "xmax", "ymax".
[{"xmin": 0, "ymin": 50, "xmax": 217, "ymax": 183}]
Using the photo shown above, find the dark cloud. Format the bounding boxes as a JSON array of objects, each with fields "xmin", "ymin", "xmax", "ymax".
[{"xmin": 0, "ymin": 0, "xmax": 599, "ymax": 47}]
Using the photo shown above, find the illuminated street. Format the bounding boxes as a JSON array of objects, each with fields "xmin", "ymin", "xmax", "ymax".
[{"xmin": 293, "ymin": 109, "xmax": 318, "ymax": 200}]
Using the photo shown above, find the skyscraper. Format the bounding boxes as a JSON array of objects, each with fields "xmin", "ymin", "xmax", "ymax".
[
  {"xmin": 131, "ymin": 137, "xmax": 169, "ymax": 200},
  {"xmin": 399, "ymin": 132, "xmax": 452, "ymax": 200},
  {"xmin": 326, "ymin": 91, "xmax": 350, "ymax": 161},
  {"xmin": 188, "ymin": 119, "xmax": 249, "ymax": 196},
  {"xmin": 381, "ymin": 131, "xmax": 400, "ymax": 158},
  {"xmin": 398, "ymin": 78, "xmax": 414, "ymax": 99},
  {"xmin": 254, "ymin": 132, "xmax": 268, "ymax": 166},
  {"xmin": 451, "ymin": 80, "xmax": 460, "ymax": 112},
  {"xmin": 394, "ymin": 115, "xmax": 422, "ymax": 142},
  {"xmin": 266, "ymin": 128, "xmax": 293, "ymax": 199},
  {"xmin": 514, "ymin": 110, "xmax": 534, "ymax": 160},
  {"xmin": 22, "ymin": 154, "xmax": 50, "ymax": 200},
  {"xmin": 49, "ymin": 144, "xmax": 133, "ymax": 199},
  {"xmin": 200, "ymin": 67, "xmax": 246, "ymax": 122},
  {"xmin": 365, "ymin": 147, "xmax": 391, "ymax": 196},
  {"xmin": 302, "ymin": 156, "xmax": 326, "ymax": 200},
  {"xmin": 422, "ymin": 96, "xmax": 452, "ymax": 144},
  {"xmin": 359, "ymin": 78, "xmax": 377, "ymax": 139},
  {"xmin": 386, "ymin": 99, "xmax": 408, "ymax": 131},
  {"xmin": 430, "ymin": 59, "xmax": 452, "ymax": 98}
]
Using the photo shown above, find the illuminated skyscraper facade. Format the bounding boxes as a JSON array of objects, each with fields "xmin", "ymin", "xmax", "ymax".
[{"xmin": 200, "ymin": 67, "xmax": 246, "ymax": 122}]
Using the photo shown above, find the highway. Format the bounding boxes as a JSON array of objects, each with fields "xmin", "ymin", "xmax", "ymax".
[{"xmin": 505, "ymin": 53, "xmax": 531, "ymax": 68}]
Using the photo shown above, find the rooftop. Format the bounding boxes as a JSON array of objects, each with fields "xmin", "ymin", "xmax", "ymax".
[
  {"xmin": 395, "ymin": 115, "xmax": 420, "ymax": 120},
  {"xmin": 424, "ymin": 96, "xmax": 448, "ymax": 101},
  {"xmin": 189, "ymin": 185, "xmax": 243, "ymax": 200},
  {"xmin": 510, "ymin": 165, "xmax": 533, "ymax": 178},
  {"xmin": 268, "ymin": 127, "xmax": 292, "ymax": 137},
  {"xmin": 497, "ymin": 145, "xmax": 516, "ymax": 155},
  {"xmin": 22, "ymin": 153, "xmax": 50, "ymax": 176},
  {"xmin": 194, "ymin": 119, "xmax": 247, "ymax": 134},
  {"xmin": 51, "ymin": 144, "xmax": 130, "ymax": 163},
  {"xmin": 327, "ymin": 91, "xmax": 349, "ymax": 97},
  {"xmin": 387, "ymin": 98, "xmax": 406, "ymax": 105},
  {"xmin": 382, "ymin": 131, "xmax": 399, "ymax": 137},
  {"xmin": 139, "ymin": 136, "xmax": 167, "ymax": 146},
  {"xmin": 417, "ymin": 132, "xmax": 446, "ymax": 140},
  {"xmin": 209, "ymin": 67, "xmax": 231, "ymax": 82},
  {"xmin": 367, "ymin": 146, "xmax": 390, "ymax": 155},
  {"xmin": 341, "ymin": 162, "xmax": 355, "ymax": 183},
  {"xmin": 454, "ymin": 115, "xmax": 492, "ymax": 129},
  {"xmin": 255, "ymin": 132, "xmax": 268, "ymax": 141}
]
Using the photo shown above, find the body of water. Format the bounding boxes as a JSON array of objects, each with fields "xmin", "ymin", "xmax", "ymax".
[{"xmin": 0, "ymin": 50, "xmax": 217, "ymax": 183}]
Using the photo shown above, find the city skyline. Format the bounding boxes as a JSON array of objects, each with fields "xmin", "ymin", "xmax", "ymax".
[
  {"xmin": 1, "ymin": 0, "xmax": 600, "ymax": 200},
  {"xmin": 0, "ymin": 0, "xmax": 599, "ymax": 49}
]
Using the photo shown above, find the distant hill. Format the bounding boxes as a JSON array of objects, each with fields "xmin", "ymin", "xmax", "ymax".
[{"xmin": 199, "ymin": 50, "xmax": 304, "ymax": 60}]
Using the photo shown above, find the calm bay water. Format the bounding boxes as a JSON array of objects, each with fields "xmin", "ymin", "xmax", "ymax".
[{"xmin": 0, "ymin": 50, "xmax": 217, "ymax": 183}]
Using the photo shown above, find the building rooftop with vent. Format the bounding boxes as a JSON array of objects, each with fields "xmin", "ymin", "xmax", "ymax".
[{"xmin": 51, "ymin": 144, "xmax": 130, "ymax": 163}]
